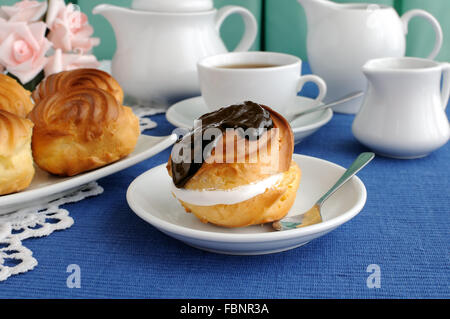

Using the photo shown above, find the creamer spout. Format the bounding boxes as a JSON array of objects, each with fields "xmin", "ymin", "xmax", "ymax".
[{"xmin": 297, "ymin": 0, "xmax": 337, "ymax": 25}]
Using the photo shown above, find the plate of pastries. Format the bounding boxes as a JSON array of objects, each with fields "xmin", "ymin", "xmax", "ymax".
[
  {"xmin": 127, "ymin": 101, "xmax": 367, "ymax": 255},
  {"xmin": 0, "ymin": 70, "xmax": 176, "ymax": 215}
]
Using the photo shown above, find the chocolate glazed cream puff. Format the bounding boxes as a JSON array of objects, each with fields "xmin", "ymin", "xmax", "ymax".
[{"xmin": 167, "ymin": 101, "xmax": 301, "ymax": 228}]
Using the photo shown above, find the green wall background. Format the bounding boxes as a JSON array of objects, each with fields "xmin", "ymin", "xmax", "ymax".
[{"xmin": 2, "ymin": 0, "xmax": 449, "ymax": 62}]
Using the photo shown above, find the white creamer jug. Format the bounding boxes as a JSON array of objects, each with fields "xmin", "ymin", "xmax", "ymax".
[{"xmin": 353, "ymin": 57, "xmax": 450, "ymax": 159}]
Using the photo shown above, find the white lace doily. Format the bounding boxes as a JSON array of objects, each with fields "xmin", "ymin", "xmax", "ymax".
[
  {"xmin": 0, "ymin": 182, "xmax": 103, "ymax": 282},
  {"xmin": 0, "ymin": 223, "xmax": 37, "ymax": 282},
  {"xmin": 134, "ymin": 105, "xmax": 166, "ymax": 131}
]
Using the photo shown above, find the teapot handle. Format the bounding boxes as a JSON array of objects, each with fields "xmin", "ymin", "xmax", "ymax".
[
  {"xmin": 441, "ymin": 63, "xmax": 450, "ymax": 110},
  {"xmin": 401, "ymin": 9, "xmax": 443, "ymax": 60},
  {"xmin": 215, "ymin": 6, "xmax": 258, "ymax": 52}
]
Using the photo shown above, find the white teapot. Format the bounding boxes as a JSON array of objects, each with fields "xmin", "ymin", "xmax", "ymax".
[
  {"xmin": 93, "ymin": 0, "xmax": 257, "ymax": 107},
  {"xmin": 297, "ymin": 0, "xmax": 443, "ymax": 114}
]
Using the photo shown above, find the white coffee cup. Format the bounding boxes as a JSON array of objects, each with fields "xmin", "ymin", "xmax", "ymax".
[{"xmin": 197, "ymin": 51, "xmax": 327, "ymax": 115}]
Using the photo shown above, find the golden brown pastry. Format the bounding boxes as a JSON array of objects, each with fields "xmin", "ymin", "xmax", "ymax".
[
  {"xmin": 167, "ymin": 101, "xmax": 300, "ymax": 228},
  {"xmin": 0, "ymin": 110, "xmax": 35, "ymax": 195},
  {"xmin": 29, "ymin": 87, "xmax": 140, "ymax": 176},
  {"xmin": 176, "ymin": 163, "xmax": 301, "ymax": 228},
  {"xmin": 0, "ymin": 74, "xmax": 34, "ymax": 117},
  {"xmin": 32, "ymin": 68, "xmax": 124, "ymax": 105}
]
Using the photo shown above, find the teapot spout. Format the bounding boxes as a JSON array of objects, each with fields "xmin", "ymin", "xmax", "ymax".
[
  {"xmin": 297, "ymin": 0, "xmax": 337, "ymax": 25},
  {"xmin": 92, "ymin": 4, "xmax": 133, "ymax": 28},
  {"xmin": 93, "ymin": 4, "xmax": 139, "ymax": 50}
]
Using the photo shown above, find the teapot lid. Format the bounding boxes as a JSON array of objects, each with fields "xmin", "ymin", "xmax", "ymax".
[{"xmin": 131, "ymin": 0, "xmax": 214, "ymax": 12}]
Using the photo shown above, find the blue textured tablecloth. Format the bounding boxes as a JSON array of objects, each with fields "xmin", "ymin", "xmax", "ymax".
[{"xmin": 1, "ymin": 63, "xmax": 449, "ymax": 299}]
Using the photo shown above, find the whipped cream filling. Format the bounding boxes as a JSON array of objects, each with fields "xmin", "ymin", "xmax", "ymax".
[{"xmin": 171, "ymin": 173, "xmax": 284, "ymax": 206}]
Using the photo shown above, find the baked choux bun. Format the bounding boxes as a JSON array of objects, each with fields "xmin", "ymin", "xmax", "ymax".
[
  {"xmin": 0, "ymin": 110, "xmax": 34, "ymax": 195},
  {"xmin": 167, "ymin": 101, "xmax": 301, "ymax": 228},
  {"xmin": 0, "ymin": 74, "xmax": 34, "ymax": 117},
  {"xmin": 29, "ymin": 87, "xmax": 140, "ymax": 176},
  {"xmin": 32, "ymin": 68, "xmax": 124, "ymax": 105}
]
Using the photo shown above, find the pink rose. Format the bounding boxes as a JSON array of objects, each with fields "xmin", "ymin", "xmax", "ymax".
[
  {"xmin": 44, "ymin": 48, "xmax": 100, "ymax": 76},
  {"xmin": 0, "ymin": 20, "xmax": 51, "ymax": 84},
  {"xmin": 0, "ymin": 0, "xmax": 47, "ymax": 23},
  {"xmin": 45, "ymin": 0, "xmax": 64, "ymax": 27},
  {"xmin": 47, "ymin": 0, "xmax": 99, "ymax": 54}
]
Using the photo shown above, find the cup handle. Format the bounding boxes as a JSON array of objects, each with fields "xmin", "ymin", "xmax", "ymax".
[
  {"xmin": 441, "ymin": 63, "xmax": 450, "ymax": 110},
  {"xmin": 401, "ymin": 9, "xmax": 443, "ymax": 60},
  {"xmin": 297, "ymin": 75, "xmax": 327, "ymax": 103},
  {"xmin": 215, "ymin": 6, "xmax": 258, "ymax": 52}
]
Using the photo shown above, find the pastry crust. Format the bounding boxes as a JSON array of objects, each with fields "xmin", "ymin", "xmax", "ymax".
[
  {"xmin": 0, "ymin": 110, "xmax": 34, "ymax": 195},
  {"xmin": 32, "ymin": 68, "xmax": 124, "ymax": 105},
  {"xmin": 167, "ymin": 105, "xmax": 299, "ymax": 227},
  {"xmin": 178, "ymin": 162, "xmax": 301, "ymax": 228},
  {"xmin": 29, "ymin": 87, "xmax": 140, "ymax": 176},
  {"xmin": 0, "ymin": 74, "xmax": 34, "ymax": 117}
]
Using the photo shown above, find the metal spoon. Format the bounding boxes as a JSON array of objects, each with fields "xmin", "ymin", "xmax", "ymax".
[
  {"xmin": 288, "ymin": 91, "xmax": 364, "ymax": 122},
  {"xmin": 272, "ymin": 152, "xmax": 375, "ymax": 231}
]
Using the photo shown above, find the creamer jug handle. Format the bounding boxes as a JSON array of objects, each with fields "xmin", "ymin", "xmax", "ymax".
[
  {"xmin": 215, "ymin": 6, "xmax": 258, "ymax": 52},
  {"xmin": 441, "ymin": 63, "xmax": 450, "ymax": 110},
  {"xmin": 401, "ymin": 9, "xmax": 443, "ymax": 60}
]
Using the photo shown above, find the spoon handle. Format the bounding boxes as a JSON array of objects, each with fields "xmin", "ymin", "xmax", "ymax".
[
  {"xmin": 316, "ymin": 152, "xmax": 375, "ymax": 207},
  {"xmin": 291, "ymin": 91, "xmax": 364, "ymax": 119}
]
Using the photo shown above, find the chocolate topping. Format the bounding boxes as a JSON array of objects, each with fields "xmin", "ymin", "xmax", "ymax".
[{"xmin": 170, "ymin": 101, "xmax": 274, "ymax": 188}]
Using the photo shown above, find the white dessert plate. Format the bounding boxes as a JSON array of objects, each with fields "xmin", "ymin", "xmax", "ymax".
[
  {"xmin": 0, "ymin": 134, "xmax": 177, "ymax": 215},
  {"xmin": 166, "ymin": 96, "xmax": 333, "ymax": 144},
  {"xmin": 127, "ymin": 154, "xmax": 367, "ymax": 255}
]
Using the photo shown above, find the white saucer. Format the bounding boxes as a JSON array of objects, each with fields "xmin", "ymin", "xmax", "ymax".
[
  {"xmin": 126, "ymin": 154, "xmax": 367, "ymax": 255},
  {"xmin": 166, "ymin": 96, "xmax": 333, "ymax": 144},
  {"xmin": 0, "ymin": 134, "xmax": 177, "ymax": 215}
]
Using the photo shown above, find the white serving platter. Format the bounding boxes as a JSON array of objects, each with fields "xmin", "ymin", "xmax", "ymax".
[{"xmin": 0, "ymin": 134, "xmax": 177, "ymax": 215}]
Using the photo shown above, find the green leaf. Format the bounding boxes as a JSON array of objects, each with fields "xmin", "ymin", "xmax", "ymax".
[{"xmin": 6, "ymin": 71, "xmax": 45, "ymax": 92}]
